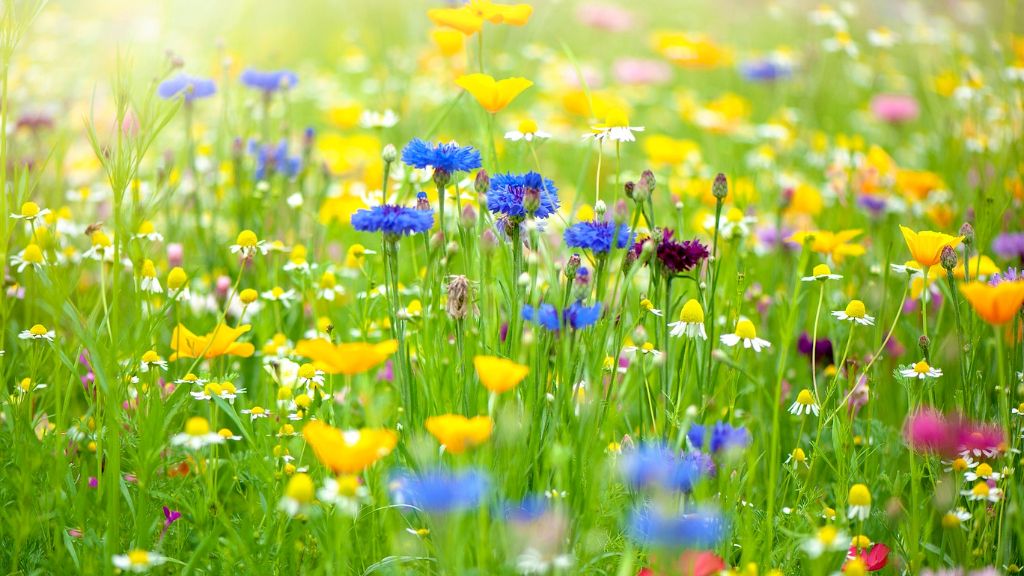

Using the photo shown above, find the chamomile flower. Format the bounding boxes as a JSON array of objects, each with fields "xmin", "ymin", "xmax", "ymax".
[
  {"xmin": 704, "ymin": 207, "xmax": 756, "ymax": 240},
  {"xmin": 867, "ymin": 26, "xmax": 898, "ymax": 48},
  {"xmin": 786, "ymin": 447, "xmax": 810, "ymax": 469},
  {"xmin": 191, "ymin": 381, "xmax": 246, "ymax": 402},
  {"xmin": 241, "ymin": 406, "xmax": 271, "ymax": 420},
  {"xmin": 133, "ymin": 220, "xmax": 163, "ymax": 242},
  {"xmin": 639, "ymin": 297, "xmax": 663, "ymax": 316},
  {"xmin": 10, "ymin": 201, "xmax": 50, "ymax": 223},
  {"xmin": 218, "ymin": 428, "xmax": 243, "ymax": 441},
  {"xmin": 297, "ymin": 363, "xmax": 326, "ymax": 389},
  {"xmin": 166, "ymin": 267, "xmax": 190, "ymax": 301},
  {"xmin": 318, "ymin": 474, "xmax": 370, "ymax": 516},
  {"xmin": 112, "ymin": 550, "xmax": 167, "ymax": 573},
  {"xmin": 10, "ymin": 243, "xmax": 46, "ymax": 272},
  {"xmin": 316, "ymin": 270, "xmax": 345, "ymax": 301},
  {"xmin": 139, "ymin": 259, "xmax": 163, "ymax": 294},
  {"xmin": 802, "ymin": 525, "xmax": 848, "ymax": 558},
  {"xmin": 16, "ymin": 377, "xmax": 47, "ymax": 393},
  {"xmin": 832, "ymin": 299, "xmax": 875, "ymax": 326},
  {"xmin": 83, "ymin": 230, "xmax": 114, "ymax": 261},
  {"xmin": 505, "ymin": 118, "xmax": 551, "ymax": 142},
  {"xmin": 359, "ymin": 109, "xmax": 399, "ymax": 129},
  {"xmin": 279, "ymin": 472, "xmax": 315, "ymax": 517},
  {"xmin": 262, "ymin": 286, "xmax": 298, "ymax": 307},
  {"xmin": 890, "ymin": 261, "xmax": 923, "ymax": 276},
  {"xmin": 345, "ymin": 243, "xmax": 375, "ymax": 269},
  {"xmin": 900, "ymin": 359, "xmax": 943, "ymax": 380},
  {"xmin": 282, "ymin": 245, "xmax": 312, "ymax": 272},
  {"xmin": 846, "ymin": 484, "xmax": 871, "ymax": 520},
  {"xmin": 1013, "ymin": 402, "xmax": 1024, "ymax": 417},
  {"xmin": 623, "ymin": 341, "xmax": 663, "ymax": 358},
  {"xmin": 720, "ymin": 319, "xmax": 771, "ymax": 352},
  {"xmin": 230, "ymin": 230, "xmax": 269, "ymax": 257},
  {"xmin": 943, "ymin": 455, "xmax": 978, "ymax": 474},
  {"xmin": 789, "ymin": 389, "xmax": 820, "ymax": 416},
  {"xmin": 823, "ymin": 29, "xmax": 858, "ymax": 57},
  {"xmin": 668, "ymin": 299, "xmax": 708, "ymax": 340},
  {"xmin": 171, "ymin": 416, "xmax": 224, "ymax": 450},
  {"xmin": 583, "ymin": 109, "xmax": 644, "ymax": 143},
  {"xmin": 802, "ymin": 263, "xmax": 843, "ymax": 282},
  {"xmin": 139, "ymin": 350, "xmax": 168, "ymax": 372},
  {"xmin": 962, "ymin": 481, "xmax": 1002, "ymax": 502},
  {"xmin": 964, "ymin": 462, "xmax": 1001, "ymax": 482},
  {"xmin": 19, "ymin": 324, "xmax": 55, "ymax": 341},
  {"xmin": 941, "ymin": 508, "xmax": 971, "ymax": 529},
  {"xmin": 173, "ymin": 373, "xmax": 206, "ymax": 386}
]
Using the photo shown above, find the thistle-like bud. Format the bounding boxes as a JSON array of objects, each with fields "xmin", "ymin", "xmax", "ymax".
[
  {"xmin": 637, "ymin": 169, "xmax": 656, "ymax": 200},
  {"xmin": 712, "ymin": 172, "xmax": 728, "ymax": 200},
  {"xmin": 474, "ymin": 169, "xmax": 490, "ymax": 196},
  {"xmin": 433, "ymin": 168, "xmax": 451, "ymax": 190},
  {"xmin": 445, "ymin": 275, "xmax": 472, "ymax": 320},
  {"xmin": 918, "ymin": 335, "xmax": 930, "ymax": 355},
  {"xmin": 461, "ymin": 203, "xmax": 477, "ymax": 226},
  {"xmin": 523, "ymin": 186, "xmax": 541, "ymax": 216},
  {"xmin": 624, "ymin": 181, "xmax": 635, "ymax": 199},
  {"xmin": 446, "ymin": 241, "xmax": 459, "ymax": 256},
  {"xmin": 480, "ymin": 228, "xmax": 498, "ymax": 254},
  {"xmin": 382, "ymin": 143, "xmax": 397, "ymax": 164},
  {"xmin": 430, "ymin": 231, "xmax": 445, "ymax": 250},
  {"xmin": 959, "ymin": 222, "xmax": 974, "ymax": 247},
  {"xmin": 940, "ymin": 245, "xmax": 958, "ymax": 271},
  {"xmin": 572, "ymin": 268, "xmax": 591, "ymax": 301},
  {"xmin": 565, "ymin": 253, "xmax": 581, "ymax": 280},
  {"xmin": 612, "ymin": 199, "xmax": 630, "ymax": 225}
]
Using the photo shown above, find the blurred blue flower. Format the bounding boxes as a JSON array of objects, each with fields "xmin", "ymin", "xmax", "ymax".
[
  {"xmin": 249, "ymin": 139, "xmax": 301, "ymax": 180},
  {"xmin": 487, "ymin": 172, "xmax": 559, "ymax": 220},
  {"xmin": 157, "ymin": 74, "xmax": 216, "ymax": 102},
  {"xmin": 401, "ymin": 138, "xmax": 482, "ymax": 174},
  {"xmin": 389, "ymin": 469, "xmax": 490, "ymax": 513},
  {"xmin": 627, "ymin": 506, "xmax": 727, "ymax": 548},
  {"xmin": 497, "ymin": 494, "xmax": 549, "ymax": 522},
  {"xmin": 522, "ymin": 302, "xmax": 601, "ymax": 331},
  {"xmin": 240, "ymin": 69, "xmax": 298, "ymax": 92},
  {"xmin": 710, "ymin": 422, "xmax": 751, "ymax": 453},
  {"xmin": 564, "ymin": 301, "xmax": 601, "ymax": 329},
  {"xmin": 620, "ymin": 443, "xmax": 709, "ymax": 492},
  {"xmin": 564, "ymin": 220, "xmax": 633, "ymax": 254},
  {"xmin": 351, "ymin": 205, "xmax": 434, "ymax": 236},
  {"xmin": 522, "ymin": 303, "xmax": 561, "ymax": 331},
  {"xmin": 739, "ymin": 59, "xmax": 791, "ymax": 82}
]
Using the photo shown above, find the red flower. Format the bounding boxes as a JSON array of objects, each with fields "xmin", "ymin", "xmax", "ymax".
[
  {"xmin": 638, "ymin": 551, "xmax": 726, "ymax": 576},
  {"xmin": 844, "ymin": 543, "xmax": 890, "ymax": 572}
]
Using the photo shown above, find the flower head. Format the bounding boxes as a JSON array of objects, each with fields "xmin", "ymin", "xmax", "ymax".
[
  {"xmin": 802, "ymin": 263, "xmax": 843, "ymax": 282},
  {"xmin": 400, "ymin": 139, "xmax": 482, "ymax": 174},
  {"xmin": 789, "ymin": 389, "xmax": 820, "ymax": 416},
  {"xmin": 668, "ymin": 299, "xmax": 707, "ymax": 340},
  {"xmin": 473, "ymin": 355, "xmax": 529, "ymax": 393},
  {"xmin": 959, "ymin": 280, "xmax": 1024, "ymax": 325},
  {"xmin": 720, "ymin": 319, "xmax": 771, "ymax": 352},
  {"xmin": 171, "ymin": 416, "xmax": 224, "ymax": 450},
  {"xmin": 294, "ymin": 339, "xmax": 398, "ymax": 375},
  {"xmin": 169, "ymin": 323, "xmax": 255, "ymax": 360},
  {"xmin": 279, "ymin": 472, "xmax": 316, "ymax": 517},
  {"xmin": 112, "ymin": 550, "xmax": 167, "ymax": 573},
  {"xmin": 425, "ymin": 414, "xmax": 493, "ymax": 454},
  {"xmin": 899, "ymin": 225, "xmax": 964, "ymax": 267},
  {"xmin": 351, "ymin": 204, "xmax": 434, "ymax": 236},
  {"xmin": 487, "ymin": 172, "xmax": 559, "ymax": 220},
  {"xmin": 564, "ymin": 220, "xmax": 633, "ymax": 253},
  {"xmin": 832, "ymin": 299, "xmax": 875, "ymax": 326},
  {"xmin": 847, "ymin": 484, "xmax": 872, "ymax": 520},
  {"xmin": 158, "ymin": 74, "xmax": 216, "ymax": 101},
  {"xmin": 652, "ymin": 229, "xmax": 709, "ymax": 275},
  {"xmin": 389, "ymin": 468, "xmax": 490, "ymax": 512},
  {"xmin": 240, "ymin": 69, "xmax": 298, "ymax": 92},
  {"xmin": 456, "ymin": 73, "xmax": 532, "ymax": 114},
  {"xmin": 303, "ymin": 421, "xmax": 398, "ymax": 474},
  {"xmin": 900, "ymin": 359, "xmax": 943, "ymax": 380}
]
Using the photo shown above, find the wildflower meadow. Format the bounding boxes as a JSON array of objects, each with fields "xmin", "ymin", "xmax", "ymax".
[{"xmin": 2, "ymin": 0, "xmax": 1024, "ymax": 574}]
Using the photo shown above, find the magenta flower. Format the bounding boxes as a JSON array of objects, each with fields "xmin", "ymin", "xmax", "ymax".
[
  {"xmin": 160, "ymin": 506, "xmax": 182, "ymax": 541},
  {"xmin": 903, "ymin": 408, "xmax": 957, "ymax": 456},
  {"xmin": 870, "ymin": 94, "xmax": 919, "ymax": 124}
]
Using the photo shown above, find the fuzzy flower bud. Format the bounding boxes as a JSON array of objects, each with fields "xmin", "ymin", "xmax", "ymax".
[
  {"xmin": 712, "ymin": 172, "xmax": 729, "ymax": 200},
  {"xmin": 445, "ymin": 275, "xmax": 472, "ymax": 320},
  {"xmin": 940, "ymin": 245, "xmax": 958, "ymax": 271},
  {"xmin": 474, "ymin": 169, "xmax": 490, "ymax": 196},
  {"xmin": 381, "ymin": 143, "xmax": 397, "ymax": 164},
  {"xmin": 959, "ymin": 222, "xmax": 974, "ymax": 247}
]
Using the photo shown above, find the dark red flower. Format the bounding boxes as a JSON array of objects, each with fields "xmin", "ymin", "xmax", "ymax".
[{"xmin": 844, "ymin": 543, "xmax": 890, "ymax": 572}]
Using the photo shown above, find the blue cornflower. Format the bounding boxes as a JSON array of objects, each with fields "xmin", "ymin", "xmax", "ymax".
[
  {"xmin": 487, "ymin": 172, "xmax": 559, "ymax": 220},
  {"xmin": 389, "ymin": 469, "xmax": 490, "ymax": 513},
  {"xmin": 497, "ymin": 495, "xmax": 549, "ymax": 522},
  {"xmin": 739, "ymin": 59, "xmax": 791, "ymax": 82},
  {"xmin": 157, "ymin": 74, "xmax": 216, "ymax": 102},
  {"xmin": 687, "ymin": 424, "xmax": 706, "ymax": 451},
  {"xmin": 522, "ymin": 303, "xmax": 561, "ymax": 331},
  {"xmin": 240, "ymin": 69, "xmax": 298, "ymax": 93},
  {"xmin": 401, "ymin": 138, "xmax": 482, "ymax": 175},
  {"xmin": 522, "ymin": 302, "xmax": 602, "ymax": 331},
  {"xmin": 710, "ymin": 422, "xmax": 751, "ymax": 453},
  {"xmin": 249, "ymin": 139, "xmax": 302, "ymax": 180},
  {"xmin": 351, "ymin": 205, "xmax": 434, "ymax": 236},
  {"xmin": 627, "ymin": 506, "xmax": 727, "ymax": 548},
  {"xmin": 564, "ymin": 220, "xmax": 633, "ymax": 254},
  {"xmin": 620, "ymin": 443, "xmax": 710, "ymax": 493}
]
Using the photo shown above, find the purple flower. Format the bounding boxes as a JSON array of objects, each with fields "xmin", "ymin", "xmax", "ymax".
[
  {"xmin": 989, "ymin": 267, "xmax": 1021, "ymax": 286},
  {"xmin": 653, "ymin": 229, "xmax": 709, "ymax": 275},
  {"xmin": 992, "ymin": 232, "xmax": 1024, "ymax": 262},
  {"xmin": 240, "ymin": 69, "xmax": 298, "ymax": 93},
  {"xmin": 797, "ymin": 332, "xmax": 834, "ymax": 366},
  {"xmin": 160, "ymin": 506, "xmax": 182, "ymax": 541},
  {"xmin": 158, "ymin": 74, "xmax": 216, "ymax": 102}
]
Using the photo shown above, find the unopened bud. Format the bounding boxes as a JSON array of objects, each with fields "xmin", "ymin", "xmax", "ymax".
[
  {"xmin": 594, "ymin": 200, "xmax": 607, "ymax": 219},
  {"xmin": 480, "ymin": 229, "xmax": 498, "ymax": 254},
  {"xmin": 445, "ymin": 275, "xmax": 472, "ymax": 320},
  {"xmin": 624, "ymin": 181, "xmax": 635, "ymax": 199},
  {"xmin": 940, "ymin": 245, "xmax": 957, "ymax": 271},
  {"xmin": 446, "ymin": 241, "xmax": 459, "ymax": 256},
  {"xmin": 474, "ymin": 169, "xmax": 490, "ymax": 196},
  {"xmin": 612, "ymin": 199, "xmax": 630, "ymax": 225},
  {"xmin": 432, "ymin": 168, "xmax": 451, "ymax": 189},
  {"xmin": 918, "ymin": 335, "xmax": 930, "ymax": 354},
  {"xmin": 523, "ymin": 186, "xmax": 541, "ymax": 215},
  {"xmin": 382, "ymin": 143, "xmax": 397, "ymax": 163},
  {"xmin": 416, "ymin": 191, "xmax": 431, "ymax": 211},
  {"xmin": 959, "ymin": 222, "xmax": 974, "ymax": 247},
  {"xmin": 712, "ymin": 172, "xmax": 728, "ymax": 200},
  {"xmin": 565, "ymin": 253, "xmax": 581, "ymax": 280},
  {"xmin": 461, "ymin": 203, "xmax": 477, "ymax": 226}
]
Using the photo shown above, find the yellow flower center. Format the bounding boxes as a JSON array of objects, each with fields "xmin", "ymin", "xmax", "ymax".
[
  {"xmin": 295, "ymin": 394, "xmax": 312, "ymax": 408},
  {"xmin": 848, "ymin": 483, "xmax": 871, "ymax": 506},
  {"xmin": 791, "ymin": 447, "xmax": 806, "ymax": 462},
  {"xmin": 640, "ymin": 298, "xmax": 654, "ymax": 311},
  {"xmin": 138, "ymin": 220, "xmax": 155, "ymax": 235},
  {"xmin": 141, "ymin": 350, "xmax": 161, "ymax": 363},
  {"xmin": 817, "ymin": 525, "xmax": 838, "ymax": 545},
  {"xmin": 844, "ymin": 300, "xmax": 866, "ymax": 318},
  {"xmin": 951, "ymin": 458, "xmax": 968, "ymax": 472},
  {"xmin": 336, "ymin": 474, "xmax": 360, "ymax": 497},
  {"xmin": 205, "ymin": 382, "xmax": 223, "ymax": 396},
  {"xmin": 941, "ymin": 512, "xmax": 961, "ymax": 528},
  {"xmin": 218, "ymin": 428, "xmax": 235, "ymax": 439},
  {"xmin": 604, "ymin": 109, "xmax": 630, "ymax": 128},
  {"xmin": 971, "ymin": 482, "xmax": 990, "ymax": 497},
  {"xmin": 285, "ymin": 473, "xmax": 315, "ymax": 504},
  {"xmin": 812, "ymin": 263, "xmax": 832, "ymax": 277},
  {"xmin": 913, "ymin": 360, "xmax": 931, "ymax": 374},
  {"xmin": 185, "ymin": 416, "xmax": 211, "ymax": 436},
  {"xmin": 845, "ymin": 559, "xmax": 866, "ymax": 576},
  {"xmin": 91, "ymin": 231, "xmax": 111, "ymax": 247},
  {"xmin": 222, "ymin": 381, "xmax": 237, "ymax": 394},
  {"xmin": 29, "ymin": 324, "xmax": 48, "ymax": 336},
  {"xmin": 240, "ymin": 289, "xmax": 259, "ymax": 304},
  {"xmin": 249, "ymin": 406, "xmax": 265, "ymax": 415},
  {"xmin": 298, "ymin": 364, "xmax": 317, "ymax": 379},
  {"xmin": 236, "ymin": 230, "xmax": 258, "ymax": 248},
  {"xmin": 167, "ymin": 267, "xmax": 187, "ymax": 290},
  {"xmin": 277, "ymin": 386, "xmax": 293, "ymax": 401},
  {"xmin": 19, "ymin": 378, "xmax": 32, "ymax": 391},
  {"xmin": 735, "ymin": 319, "xmax": 757, "ymax": 339},
  {"xmin": 290, "ymin": 244, "xmax": 307, "ymax": 262},
  {"xmin": 20, "ymin": 202, "xmax": 40, "ymax": 217},
  {"xmin": 796, "ymin": 389, "xmax": 815, "ymax": 405},
  {"xmin": 518, "ymin": 118, "xmax": 538, "ymax": 134},
  {"xmin": 141, "ymin": 259, "xmax": 157, "ymax": 278},
  {"xmin": 320, "ymin": 271, "xmax": 337, "ymax": 288},
  {"xmin": 23, "ymin": 244, "xmax": 44, "ymax": 264},
  {"xmin": 851, "ymin": 535, "xmax": 871, "ymax": 549},
  {"xmin": 641, "ymin": 342, "xmax": 655, "ymax": 352},
  {"xmin": 725, "ymin": 207, "xmax": 745, "ymax": 224},
  {"xmin": 127, "ymin": 550, "xmax": 150, "ymax": 566},
  {"xmin": 677, "ymin": 299, "xmax": 703, "ymax": 323},
  {"xmin": 407, "ymin": 300, "xmax": 423, "ymax": 315},
  {"xmin": 271, "ymin": 286, "xmax": 285, "ymax": 299},
  {"xmin": 975, "ymin": 463, "xmax": 993, "ymax": 477}
]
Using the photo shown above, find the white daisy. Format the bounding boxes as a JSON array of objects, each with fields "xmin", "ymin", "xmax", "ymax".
[{"xmin": 720, "ymin": 319, "xmax": 771, "ymax": 352}]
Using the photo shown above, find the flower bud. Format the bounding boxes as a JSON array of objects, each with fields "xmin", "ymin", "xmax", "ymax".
[
  {"xmin": 940, "ymin": 245, "xmax": 957, "ymax": 271},
  {"xmin": 612, "ymin": 199, "xmax": 630, "ymax": 225},
  {"xmin": 594, "ymin": 200, "xmax": 607, "ymax": 219},
  {"xmin": 432, "ymin": 168, "xmax": 451, "ymax": 189},
  {"xmin": 712, "ymin": 172, "xmax": 728, "ymax": 200},
  {"xmin": 565, "ymin": 253, "xmax": 581, "ymax": 280},
  {"xmin": 959, "ymin": 222, "xmax": 974, "ymax": 247},
  {"xmin": 461, "ymin": 203, "xmax": 477, "ymax": 226},
  {"xmin": 381, "ymin": 143, "xmax": 397, "ymax": 163},
  {"xmin": 918, "ymin": 335, "xmax": 930, "ymax": 355},
  {"xmin": 474, "ymin": 169, "xmax": 490, "ymax": 196},
  {"xmin": 446, "ymin": 241, "xmax": 459, "ymax": 256},
  {"xmin": 624, "ymin": 181, "xmax": 635, "ymax": 199},
  {"xmin": 639, "ymin": 169, "xmax": 656, "ymax": 194},
  {"xmin": 480, "ymin": 228, "xmax": 498, "ymax": 254},
  {"xmin": 523, "ymin": 186, "xmax": 541, "ymax": 216}
]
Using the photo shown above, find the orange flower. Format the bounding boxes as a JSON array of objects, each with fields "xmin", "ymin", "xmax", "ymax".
[
  {"xmin": 303, "ymin": 421, "xmax": 397, "ymax": 474},
  {"xmin": 294, "ymin": 339, "xmax": 398, "ymax": 375},
  {"xmin": 425, "ymin": 414, "xmax": 493, "ymax": 454},
  {"xmin": 959, "ymin": 281, "xmax": 1024, "ymax": 325},
  {"xmin": 169, "ymin": 323, "xmax": 255, "ymax": 361},
  {"xmin": 899, "ymin": 226, "xmax": 963, "ymax": 268},
  {"xmin": 473, "ymin": 355, "xmax": 529, "ymax": 393},
  {"xmin": 456, "ymin": 74, "xmax": 532, "ymax": 114},
  {"xmin": 787, "ymin": 229, "xmax": 866, "ymax": 263}
]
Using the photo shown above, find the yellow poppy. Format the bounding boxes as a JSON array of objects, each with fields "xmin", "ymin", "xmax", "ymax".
[
  {"xmin": 428, "ymin": 1, "xmax": 532, "ymax": 36},
  {"xmin": 169, "ymin": 323, "xmax": 255, "ymax": 361},
  {"xmin": 787, "ymin": 229, "xmax": 866, "ymax": 263},
  {"xmin": 898, "ymin": 225, "xmax": 963, "ymax": 268},
  {"xmin": 456, "ymin": 73, "xmax": 532, "ymax": 114},
  {"xmin": 303, "ymin": 421, "xmax": 397, "ymax": 474},
  {"xmin": 294, "ymin": 338, "xmax": 398, "ymax": 375},
  {"xmin": 959, "ymin": 281, "xmax": 1024, "ymax": 325},
  {"xmin": 425, "ymin": 414, "xmax": 493, "ymax": 454},
  {"xmin": 473, "ymin": 355, "xmax": 529, "ymax": 393}
]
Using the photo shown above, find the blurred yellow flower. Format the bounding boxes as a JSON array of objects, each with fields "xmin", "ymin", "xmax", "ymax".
[
  {"xmin": 431, "ymin": 28, "xmax": 465, "ymax": 57},
  {"xmin": 169, "ymin": 323, "xmax": 255, "ymax": 361},
  {"xmin": 425, "ymin": 414, "xmax": 493, "ymax": 454},
  {"xmin": 642, "ymin": 135, "xmax": 700, "ymax": 167},
  {"xmin": 303, "ymin": 421, "xmax": 397, "ymax": 474},
  {"xmin": 653, "ymin": 31, "xmax": 731, "ymax": 69},
  {"xmin": 787, "ymin": 230, "xmax": 865, "ymax": 263},
  {"xmin": 456, "ymin": 73, "xmax": 532, "ymax": 114},
  {"xmin": 428, "ymin": 1, "xmax": 532, "ymax": 36},
  {"xmin": 294, "ymin": 338, "xmax": 398, "ymax": 375},
  {"xmin": 473, "ymin": 355, "xmax": 529, "ymax": 393}
]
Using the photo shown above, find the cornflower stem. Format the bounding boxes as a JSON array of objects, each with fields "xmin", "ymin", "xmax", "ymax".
[
  {"xmin": 382, "ymin": 236, "xmax": 414, "ymax": 422},
  {"xmin": 811, "ymin": 282, "xmax": 825, "ymax": 399},
  {"xmin": 704, "ymin": 199, "xmax": 724, "ymax": 385},
  {"xmin": 508, "ymin": 224, "xmax": 524, "ymax": 357},
  {"xmin": 594, "ymin": 141, "xmax": 603, "ymax": 204},
  {"xmin": 660, "ymin": 276, "xmax": 673, "ymax": 428},
  {"xmin": 434, "ymin": 179, "xmax": 448, "ymax": 250}
]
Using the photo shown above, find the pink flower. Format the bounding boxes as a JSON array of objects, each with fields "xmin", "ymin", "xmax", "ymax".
[
  {"xmin": 577, "ymin": 3, "xmax": 634, "ymax": 32},
  {"xmin": 847, "ymin": 375, "xmax": 870, "ymax": 415},
  {"xmin": 88, "ymin": 476, "xmax": 98, "ymax": 488},
  {"xmin": 903, "ymin": 408, "xmax": 957, "ymax": 456},
  {"xmin": 167, "ymin": 243, "xmax": 184, "ymax": 267},
  {"xmin": 870, "ymin": 94, "xmax": 919, "ymax": 124},
  {"xmin": 613, "ymin": 58, "xmax": 672, "ymax": 85},
  {"xmin": 956, "ymin": 421, "xmax": 1005, "ymax": 458}
]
